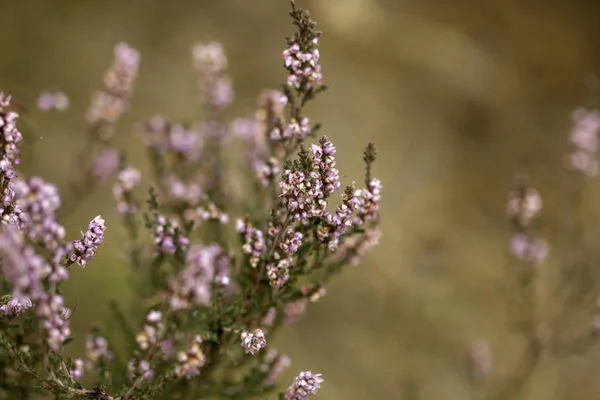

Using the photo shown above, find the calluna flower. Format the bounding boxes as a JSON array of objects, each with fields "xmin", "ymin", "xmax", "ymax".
[
  {"xmin": 14, "ymin": 177, "xmax": 65, "ymax": 249},
  {"xmin": 467, "ymin": 339, "xmax": 493, "ymax": 382},
  {"xmin": 192, "ymin": 42, "xmax": 233, "ymax": 110},
  {"xmin": 193, "ymin": 202, "xmax": 229, "ymax": 225},
  {"xmin": 240, "ymin": 328, "xmax": 267, "ymax": 355},
  {"xmin": 237, "ymin": 218, "xmax": 266, "ymax": 268},
  {"xmin": 113, "ymin": 166, "xmax": 141, "ymax": 214},
  {"xmin": 506, "ymin": 181, "xmax": 542, "ymax": 227},
  {"xmin": 87, "ymin": 42, "xmax": 140, "ymax": 139},
  {"xmin": 174, "ymin": 335, "xmax": 206, "ymax": 379},
  {"xmin": 37, "ymin": 91, "xmax": 70, "ymax": 112},
  {"xmin": 136, "ymin": 310, "xmax": 165, "ymax": 351},
  {"xmin": 262, "ymin": 349, "xmax": 291, "ymax": 386},
  {"xmin": 318, "ymin": 185, "xmax": 362, "ymax": 251},
  {"xmin": 0, "ymin": 225, "xmax": 50, "ymax": 304},
  {"xmin": 284, "ymin": 371, "xmax": 324, "ymax": 400},
  {"xmin": 271, "ymin": 117, "xmax": 311, "ymax": 141},
  {"xmin": 279, "ymin": 167, "xmax": 325, "ymax": 224},
  {"xmin": 37, "ymin": 293, "xmax": 72, "ymax": 351},
  {"xmin": 128, "ymin": 359, "xmax": 154, "ymax": 382},
  {"xmin": 70, "ymin": 359, "xmax": 84, "ymax": 381},
  {"xmin": 266, "ymin": 257, "xmax": 292, "ymax": 289},
  {"xmin": 509, "ymin": 233, "xmax": 548, "ymax": 264},
  {"xmin": 168, "ymin": 244, "xmax": 230, "ymax": 310},
  {"xmin": 354, "ymin": 178, "xmax": 382, "ymax": 225},
  {"xmin": 506, "ymin": 175, "xmax": 548, "ymax": 264},
  {"xmin": 255, "ymin": 157, "xmax": 281, "ymax": 188},
  {"xmin": 91, "ymin": 149, "xmax": 120, "ymax": 182},
  {"xmin": 0, "ymin": 296, "xmax": 33, "ymax": 317},
  {"xmin": 335, "ymin": 227, "xmax": 382, "ymax": 266},
  {"xmin": 283, "ymin": 299, "xmax": 307, "ymax": 326},
  {"xmin": 311, "ymin": 137, "xmax": 340, "ymax": 195},
  {"xmin": 0, "ymin": 94, "xmax": 23, "ymax": 180},
  {"xmin": 163, "ymin": 174, "xmax": 203, "ymax": 208},
  {"xmin": 565, "ymin": 107, "xmax": 600, "ymax": 176},
  {"xmin": 280, "ymin": 227, "xmax": 303, "ymax": 255},
  {"xmin": 70, "ymin": 215, "xmax": 106, "ymax": 267},
  {"xmin": 153, "ymin": 215, "xmax": 189, "ymax": 255},
  {"xmin": 86, "ymin": 334, "xmax": 113, "ymax": 365},
  {"xmin": 283, "ymin": 5, "xmax": 323, "ymax": 91}
]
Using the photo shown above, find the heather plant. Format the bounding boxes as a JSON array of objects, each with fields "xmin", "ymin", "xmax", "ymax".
[{"xmin": 0, "ymin": 2, "xmax": 382, "ymax": 399}]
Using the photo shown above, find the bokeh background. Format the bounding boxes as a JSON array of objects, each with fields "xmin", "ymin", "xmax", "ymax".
[{"xmin": 2, "ymin": 0, "xmax": 600, "ymax": 398}]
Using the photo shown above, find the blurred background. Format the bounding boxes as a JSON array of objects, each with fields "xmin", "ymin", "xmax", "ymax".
[{"xmin": 2, "ymin": 0, "xmax": 600, "ymax": 398}]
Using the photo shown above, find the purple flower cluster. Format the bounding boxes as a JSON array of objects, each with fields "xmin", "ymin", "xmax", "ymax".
[
  {"xmin": 236, "ymin": 218, "xmax": 266, "ymax": 268},
  {"xmin": 153, "ymin": 214, "xmax": 189, "ymax": 255},
  {"xmin": 113, "ymin": 166, "xmax": 141, "ymax": 214},
  {"xmin": 86, "ymin": 334, "xmax": 113, "ymax": 365},
  {"xmin": 284, "ymin": 371, "xmax": 324, "ymax": 400},
  {"xmin": 91, "ymin": 149, "xmax": 120, "ymax": 182},
  {"xmin": 69, "ymin": 359, "xmax": 84, "ymax": 381},
  {"xmin": 284, "ymin": 39, "xmax": 322, "ymax": 90},
  {"xmin": 87, "ymin": 42, "xmax": 140, "ymax": 135},
  {"xmin": 240, "ymin": 328, "xmax": 267, "ymax": 355},
  {"xmin": 565, "ymin": 107, "xmax": 600, "ymax": 176},
  {"xmin": 311, "ymin": 138, "xmax": 340, "ymax": 195},
  {"xmin": 167, "ymin": 244, "xmax": 230, "ymax": 310},
  {"xmin": 70, "ymin": 215, "xmax": 107, "ymax": 267},
  {"xmin": 270, "ymin": 117, "xmax": 311, "ymax": 141},
  {"xmin": 14, "ymin": 177, "xmax": 64, "ymax": 248},
  {"xmin": 261, "ymin": 349, "xmax": 291, "ymax": 386},
  {"xmin": 0, "ymin": 296, "xmax": 33, "ymax": 316},
  {"xmin": 174, "ymin": 335, "xmax": 206, "ymax": 379},
  {"xmin": 334, "ymin": 227, "xmax": 382, "ymax": 266},
  {"xmin": 192, "ymin": 42, "xmax": 233, "ymax": 110},
  {"xmin": 0, "ymin": 94, "xmax": 25, "ymax": 227},
  {"xmin": 135, "ymin": 116, "xmax": 204, "ymax": 163},
  {"xmin": 37, "ymin": 91, "xmax": 70, "ymax": 112},
  {"xmin": 279, "ymin": 168, "xmax": 326, "ymax": 224},
  {"xmin": 266, "ymin": 257, "xmax": 292, "ymax": 289},
  {"xmin": 0, "ymin": 94, "xmax": 23, "ymax": 181},
  {"xmin": 506, "ymin": 175, "xmax": 548, "ymax": 264},
  {"xmin": 280, "ymin": 227, "xmax": 303, "ymax": 255}
]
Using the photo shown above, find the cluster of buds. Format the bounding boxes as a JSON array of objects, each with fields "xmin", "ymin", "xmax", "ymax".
[
  {"xmin": 506, "ymin": 174, "xmax": 548, "ymax": 264},
  {"xmin": 565, "ymin": 107, "xmax": 600, "ymax": 176}
]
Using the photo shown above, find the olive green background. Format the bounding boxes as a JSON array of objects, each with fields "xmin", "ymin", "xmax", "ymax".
[{"xmin": 2, "ymin": 0, "xmax": 600, "ymax": 399}]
